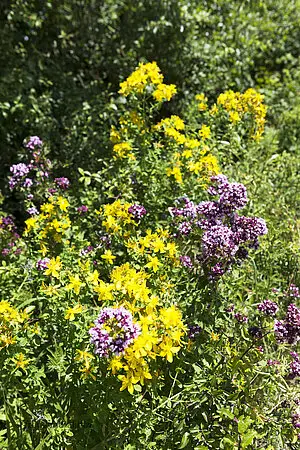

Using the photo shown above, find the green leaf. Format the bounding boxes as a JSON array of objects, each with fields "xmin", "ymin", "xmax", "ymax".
[{"xmin": 178, "ymin": 432, "xmax": 190, "ymax": 449}]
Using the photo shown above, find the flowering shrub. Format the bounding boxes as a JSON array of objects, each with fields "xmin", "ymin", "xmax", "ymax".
[{"xmin": 0, "ymin": 63, "xmax": 299, "ymax": 449}]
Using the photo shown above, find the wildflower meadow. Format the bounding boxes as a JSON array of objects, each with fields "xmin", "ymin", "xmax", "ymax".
[{"xmin": 0, "ymin": 2, "xmax": 299, "ymax": 449}]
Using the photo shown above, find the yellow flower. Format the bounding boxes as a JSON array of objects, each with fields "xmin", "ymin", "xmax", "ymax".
[
  {"xmin": 25, "ymin": 216, "xmax": 39, "ymax": 233},
  {"xmin": 65, "ymin": 304, "xmax": 83, "ymax": 321},
  {"xmin": 94, "ymin": 280, "xmax": 114, "ymax": 301},
  {"xmin": 199, "ymin": 124, "xmax": 211, "ymax": 140},
  {"xmin": 211, "ymin": 332, "xmax": 220, "ymax": 342},
  {"xmin": 66, "ymin": 274, "xmax": 84, "ymax": 295},
  {"xmin": 160, "ymin": 305, "xmax": 183, "ymax": 328},
  {"xmin": 75, "ymin": 349, "xmax": 94, "ymax": 364},
  {"xmin": 87, "ymin": 270, "xmax": 99, "ymax": 286},
  {"xmin": 101, "ymin": 250, "xmax": 116, "ymax": 265},
  {"xmin": 44, "ymin": 257, "xmax": 62, "ymax": 278},
  {"xmin": 159, "ymin": 338, "xmax": 180, "ymax": 363},
  {"xmin": 145, "ymin": 256, "xmax": 161, "ymax": 273},
  {"xmin": 12, "ymin": 353, "xmax": 30, "ymax": 370},
  {"xmin": 57, "ymin": 196, "xmax": 70, "ymax": 212},
  {"xmin": 152, "ymin": 83, "xmax": 177, "ymax": 102}
]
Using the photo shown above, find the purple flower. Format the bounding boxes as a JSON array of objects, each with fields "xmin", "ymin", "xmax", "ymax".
[
  {"xmin": 36, "ymin": 258, "xmax": 50, "ymax": 271},
  {"xmin": 267, "ymin": 359, "xmax": 280, "ymax": 366},
  {"xmin": 234, "ymin": 312, "xmax": 248, "ymax": 323},
  {"xmin": 202, "ymin": 225, "xmax": 238, "ymax": 259},
  {"xmin": 285, "ymin": 284, "xmax": 300, "ymax": 299},
  {"xmin": 80, "ymin": 245, "xmax": 94, "ymax": 256},
  {"xmin": 77, "ymin": 205, "xmax": 89, "ymax": 215},
  {"xmin": 188, "ymin": 324, "xmax": 201, "ymax": 339},
  {"xmin": 275, "ymin": 304, "xmax": 300, "ymax": 344},
  {"xmin": 27, "ymin": 206, "xmax": 39, "ymax": 216},
  {"xmin": 210, "ymin": 262, "xmax": 225, "ymax": 277},
  {"xmin": 10, "ymin": 163, "xmax": 30, "ymax": 178},
  {"xmin": 292, "ymin": 414, "xmax": 300, "ymax": 429},
  {"xmin": 232, "ymin": 215, "xmax": 268, "ymax": 243},
  {"xmin": 23, "ymin": 178, "xmax": 33, "ymax": 188},
  {"xmin": 178, "ymin": 221, "xmax": 192, "ymax": 235},
  {"xmin": 1, "ymin": 248, "xmax": 10, "ymax": 257},
  {"xmin": 54, "ymin": 177, "xmax": 70, "ymax": 190},
  {"xmin": 290, "ymin": 352, "xmax": 300, "ymax": 378},
  {"xmin": 128, "ymin": 204, "xmax": 147, "ymax": 220},
  {"xmin": 257, "ymin": 299, "xmax": 279, "ymax": 316},
  {"xmin": 25, "ymin": 136, "xmax": 43, "ymax": 150},
  {"xmin": 89, "ymin": 307, "xmax": 140, "ymax": 357},
  {"xmin": 180, "ymin": 255, "xmax": 193, "ymax": 268}
]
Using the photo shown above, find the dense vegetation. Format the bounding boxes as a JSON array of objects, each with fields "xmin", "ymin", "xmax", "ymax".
[{"xmin": 0, "ymin": 1, "xmax": 299, "ymax": 449}]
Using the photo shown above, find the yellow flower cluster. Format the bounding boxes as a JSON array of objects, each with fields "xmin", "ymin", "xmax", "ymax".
[
  {"xmin": 214, "ymin": 88, "xmax": 267, "ymax": 140},
  {"xmin": 126, "ymin": 228, "xmax": 178, "ymax": 272},
  {"xmin": 0, "ymin": 301, "xmax": 29, "ymax": 348},
  {"xmin": 119, "ymin": 62, "xmax": 177, "ymax": 103},
  {"xmin": 110, "ymin": 112, "xmax": 146, "ymax": 160},
  {"xmin": 155, "ymin": 116, "xmax": 219, "ymax": 184},
  {"xmin": 25, "ymin": 196, "xmax": 71, "ymax": 254},
  {"xmin": 98, "ymin": 199, "xmax": 135, "ymax": 234},
  {"xmin": 195, "ymin": 93, "xmax": 208, "ymax": 111},
  {"xmin": 85, "ymin": 262, "xmax": 185, "ymax": 394}
]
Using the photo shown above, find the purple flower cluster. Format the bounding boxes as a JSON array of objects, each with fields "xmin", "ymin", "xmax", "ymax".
[
  {"xmin": 89, "ymin": 307, "xmax": 140, "ymax": 357},
  {"xmin": 187, "ymin": 324, "xmax": 201, "ymax": 339},
  {"xmin": 234, "ymin": 312, "xmax": 248, "ymax": 323},
  {"xmin": 54, "ymin": 177, "xmax": 70, "ymax": 190},
  {"xmin": 267, "ymin": 359, "xmax": 280, "ymax": 366},
  {"xmin": 25, "ymin": 136, "xmax": 43, "ymax": 150},
  {"xmin": 275, "ymin": 304, "xmax": 300, "ymax": 344},
  {"xmin": 170, "ymin": 175, "xmax": 268, "ymax": 278},
  {"xmin": 285, "ymin": 284, "xmax": 300, "ymax": 299},
  {"xmin": 8, "ymin": 136, "xmax": 52, "ymax": 193},
  {"xmin": 27, "ymin": 206, "xmax": 39, "ymax": 216},
  {"xmin": 0, "ymin": 215, "xmax": 21, "ymax": 257},
  {"xmin": 9, "ymin": 163, "xmax": 31, "ymax": 190},
  {"xmin": 292, "ymin": 414, "xmax": 300, "ymax": 429},
  {"xmin": 180, "ymin": 255, "xmax": 193, "ymax": 269},
  {"xmin": 128, "ymin": 204, "xmax": 147, "ymax": 220},
  {"xmin": 36, "ymin": 258, "xmax": 50, "ymax": 271},
  {"xmin": 289, "ymin": 352, "xmax": 300, "ymax": 378},
  {"xmin": 77, "ymin": 205, "xmax": 88, "ymax": 215},
  {"xmin": 257, "ymin": 299, "xmax": 279, "ymax": 316}
]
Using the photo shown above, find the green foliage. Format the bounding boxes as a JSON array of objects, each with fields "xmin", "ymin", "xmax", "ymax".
[{"xmin": 0, "ymin": 1, "xmax": 299, "ymax": 449}]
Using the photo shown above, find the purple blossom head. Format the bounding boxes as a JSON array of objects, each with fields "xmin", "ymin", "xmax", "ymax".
[
  {"xmin": 128, "ymin": 204, "xmax": 147, "ymax": 220},
  {"xmin": 1, "ymin": 248, "xmax": 10, "ymax": 257},
  {"xmin": 232, "ymin": 215, "xmax": 268, "ymax": 243},
  {"xmin": 267, "ymin": 359, "xmax": 280, "ymax": 366},
  {"xmin": 23, "ymin": 178, "xmax": 33, "ymax": 188},
  {"xmin": 36, "ymin": 258, "xmax": 50, "ymax": 271},
  {"xmin": 178, "ymin": 221, "xmax": 192, "ymax": 236},
  {"xmin": 202, "ymin": 225, "xmax": 238, "ymax": 259},
  {"xmin": 54, "ymin": 177, "xmax": 70, "ymax": 190},
  {"xmin": 188, "ymin": 324, "xmax": 201, "ymax": 339},
  {"xmin": 290, "ymin": 352, "xmax": 300, "ymax": 378},
  {"xmin": 234, "ymin": 312, "xmax": 248, "ymax": 323},
  {"xmin": 77, "ymin": 205, "xmax": 89, "ymax": 215},
  {"xmin": 10, "ymin": 163, "xmax": 30, "ymax": 178},
  {"xmin": 292, "ymin": 414, "xmax": 300, "ymax": 429},
  {"xmin": 285, "ymin": 284, "xmax": 300, "ymax": 299},
  {"xmin": 180, "ymin": 255, "xmax": 193, "ymax": 269},
  {"xmin": 275, "ymin": 304, "xmax": 300, "ymax": 344},
  {"xmin": 257, "ymin": 299, "xmax": 279, "ymax": 317},
  {"xmin": 210, "ymin": 262, "xmax": 225, "ymax": 278},
  {"xmin": 25, "ymin": 136, "xmax": 43, "ymax": 150},
  {"xmin": 27, "ymin": 206, "xmax": 39, "ymax": 216},
  {"xmin": 89, "ymin": 307, "xmax": 140, "ymax": 357}
]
